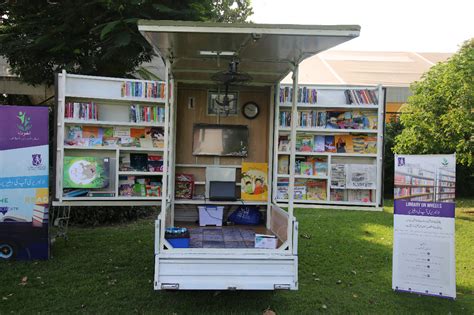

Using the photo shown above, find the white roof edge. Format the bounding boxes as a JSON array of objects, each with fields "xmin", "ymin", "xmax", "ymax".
[{"xmin": 139, "ymin": 24, "xmax": 360, "ymax": 37}]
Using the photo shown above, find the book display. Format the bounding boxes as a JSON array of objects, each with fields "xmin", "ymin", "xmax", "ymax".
[
  {"xmin": 55, "ymin": 71, "xmax": 169, "ymax": 203},
  {"xmin": 273, "ymin": 84, "xmax": 384, "ymax": 208}
]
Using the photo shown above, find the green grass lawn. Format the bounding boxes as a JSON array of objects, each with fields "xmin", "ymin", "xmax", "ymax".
[{"xmin": 1, "ymin": 200, "xmax": 473, "ymax": 314}]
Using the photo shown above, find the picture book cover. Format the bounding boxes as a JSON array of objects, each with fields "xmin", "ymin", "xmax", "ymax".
[
  {"xmin": 314, "ymin": 158, "xmax": 328, "ymax": 176},
  {"xmin": 294, "ymin": 181, "xmax": 306, "ymax": 200},
  {"xmin": 348, "ymin": 189, "xmax": 372, "ymax": 203},
  {"xmin": 278, "ymin": 135, "xmax": 290, "ymax": 152},
  {"xmin": 306, "ymin": 180, "xmax": 327, "ymax": 201},
  {"xmin": 313, "ymin": 135, "xmax": 325, "ymax": 152},
  {"xmin": 118, "ymin": 176, "xmax": 135, "ymax": 196},
  {"xmin": 330, "ymin": 189, "xmax": 345, "ymax": 201},
  {"xmin": 148, "ymin": 127, "xmax": 165, "ymax": 149},
  {"xmin": 241, "ymin": 162, "xmax": 268, "ymax": 201},
  {"xmin": 175, "ymin": 174, "xmax": 194, "ymax": 199},
  {"xmin": 299, "ymin": 162, "xmax": 313, "ymax": 175},
  {"xmin": 63, "ymin": 156, "xmax": 110, "ymax": 189},
  {"xmin": 352, "ymin": 136, "xmax": 366, "ymax": 153},
  {"xmin": 278, "ymin": 155, "xmax": 289, "ymax": 174},
  {"xmin": 82, "ymin": 126, "xmax": 103, "ymax": 147},
  {"xmin": 147, "ymin": 155, "xmax": 163, "ymax": 172},
  {"xmin": 130, "ymin": 153, "xmax": 148, "ymax": 171},
  {"xmin": 296, "ymin": 135, "xmax": 313, "ymax": 152},
  {"xmin": 335, "ymin": 135, "xmax": 354, "ymax": 153},
  {"xmin": 276, "ymin": 180, "xmax": 289, "ymax": 200},
  {"xmin": 365, "ymin": 136, "xmax": 377, "ymax": 153},
  {"xmin": 324, "ymin": 136, "xmax": 336, "ymax": 153},
  {"xmin": 64, "ymin": 125, "xmax": 86, "ymax": 146}
]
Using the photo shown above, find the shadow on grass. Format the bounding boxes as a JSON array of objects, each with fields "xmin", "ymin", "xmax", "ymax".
[{"xmin": 1, "ymin": 209, "xmax": 473, "ymax": 314}]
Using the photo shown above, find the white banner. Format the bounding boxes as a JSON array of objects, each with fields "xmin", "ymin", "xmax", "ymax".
[{"xmin": 392, "ymin": 154, "xmax": 456, "ymax": 299}]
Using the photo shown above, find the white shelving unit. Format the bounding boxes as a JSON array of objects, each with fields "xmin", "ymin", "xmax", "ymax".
[
  {"xmin": 273, "ymin": 84, "xmax": 385, "ymax": 209},
  {"xmin": 54, "ymin": 70, "xmax": 170, "ymax": 206}
]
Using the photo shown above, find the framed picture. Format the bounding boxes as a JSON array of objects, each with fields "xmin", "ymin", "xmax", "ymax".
[{"xmin": 207, "ymin": 90, "xmax": 239, "ymax": 116}]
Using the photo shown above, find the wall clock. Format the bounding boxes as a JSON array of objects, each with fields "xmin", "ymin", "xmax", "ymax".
[{"xmin": 242, "ymin": 101, "xmax": 259, "ymax": 119}]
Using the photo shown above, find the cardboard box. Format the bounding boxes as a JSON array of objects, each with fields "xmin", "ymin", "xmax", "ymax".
[{"xmin": 255, "ymin": 234, "xmax": 277, "ymax": 249}]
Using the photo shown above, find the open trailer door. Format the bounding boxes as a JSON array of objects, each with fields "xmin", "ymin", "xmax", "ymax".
[{"xmin": 138, "ymin": 20, "xmax": 360, "ymax": 290}]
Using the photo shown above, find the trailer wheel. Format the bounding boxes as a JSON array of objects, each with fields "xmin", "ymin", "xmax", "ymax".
[{"xmin": 0, "ymin": 242, "xmax": 17, "ymax": 260}]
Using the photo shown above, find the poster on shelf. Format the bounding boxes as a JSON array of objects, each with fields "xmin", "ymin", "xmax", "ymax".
[
  {"xmin": 346, "ymin": 164, "xmax": 376, "ymax": 189},
  {"xmin": 392, "ymin": 154, "xmax": 456, "ymax": 299},
  {"xmin": 0, "ymin": 106, "xmax": 49, "ymax": 260}
]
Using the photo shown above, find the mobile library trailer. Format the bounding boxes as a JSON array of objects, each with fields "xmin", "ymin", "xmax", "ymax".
[{"xmin": 53, "ymin": 21, "xmax": 385, "ymax": 290}]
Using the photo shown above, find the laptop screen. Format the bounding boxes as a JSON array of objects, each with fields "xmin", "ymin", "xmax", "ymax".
[{"xmin": 209, "ymin": 181, "xmax": 236, "ymax": 201}]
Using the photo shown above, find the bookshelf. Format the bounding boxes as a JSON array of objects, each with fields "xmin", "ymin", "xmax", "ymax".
[
  {"xmin": 394, "ymin": 167, "xmax": 436, "ymax": 202},
  {"xmin": 54, "ymin": 71, "xmax": 170, "ymax": 204},
  {"xmin": 273, "ymin": 84, "xmax": 384, "ymax": 208},
  {"xmin": 435, "ymin": 169, "xmax": 455, "ymax": 202}
]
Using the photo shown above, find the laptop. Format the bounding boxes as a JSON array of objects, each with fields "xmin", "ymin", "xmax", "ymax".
[{"xmin": 209, "ymin": 181, "xmax": 237, "ymax": 201}]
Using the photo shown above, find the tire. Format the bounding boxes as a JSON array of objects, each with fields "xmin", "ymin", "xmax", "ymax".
[{"xmin": 0, "ymin": 241, "xmax": 18, "ymax": 261}]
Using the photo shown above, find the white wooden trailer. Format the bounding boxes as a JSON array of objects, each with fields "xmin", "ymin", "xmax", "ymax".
[{"xmin": 52, "ymin": 21, "xmax": 366, "ymax": 291}]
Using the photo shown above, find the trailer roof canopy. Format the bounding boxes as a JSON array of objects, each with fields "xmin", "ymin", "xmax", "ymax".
[{"xmin": 138, "ymin": 20, "xmax": 360, "ymax": 85}]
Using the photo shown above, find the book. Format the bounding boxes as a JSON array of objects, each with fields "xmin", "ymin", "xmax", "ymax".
[
  {"xmin": 276, "ymin": 180, "xmax": 289, "ymax": 200},
  {"xmin": 306, "ymin": 180, "xmax": 327, "ymax": 200},
  {"xmin": 64, "ymin": 125, "xmax": 86, "ymax": 146},
  {"xmin": 175, "ymin": 174, "xmax": 194, "ymax": 199},
  {"xmin": 314, "ymin": 158, "xmax": 328, "ymax": 176},
  {"xmin": 335, "ymin": 135, "xmax": 354, "ymax": 153},
  {"xmin": 130, "ymin": 153, "xmax": 148, "ymax": 171},
  {"xmin": 294, "ymin": 181, "xmax": 306, "ymax": 200},
  {"xmin": 278, "ymin": 135, "xmax": 290, "ymax": 152},
  {"xmin": 330, "ymin": 164, "xmax": 346, "ymax": 189},
  {"xmin": 313, "ymin": 135, "xmax": 325, "ymax": 152},
  {"xmin": 348, "ymin": 190, "xmax": 372, "ymax": 203},
  {"xmin": 149, "ymin": 127, "xmax": 165, "ymax": 148},
  {"xmin": 119, "ymin": 153, "xmax": 131, "ymax": 171},
  {"xmin": 278, "ymin": 155, "xmax": 289, "ymax": 174},
  {"xmin": 296, "ymin": 135, "xmax": 313, "ymax": 152},
  {"xmin": 324, "ymin": 136, "xmax": 336, "ymax": 152},
  {"xmin": 299, "ymin": 162, "xmax": 313, "ymax": 175},
  {"xmin": 119, "ymin": 176, "xmax": 135, "ymax": 196},
  {"xmin": 241, "ymin": 162, "xmax": 268, "ymax": 201},
  {"xmin": 147, "ymin": 155, "xmax": 163, "ymax": 172},
  {"xmin": 63, "ymin": 156, "xmax": 110, "ymax": 189},
  {"xmin": 133, "ymin": 178, "xmax": 147, "ymax": 197},
  {"xmin": 330, "ymin": 189, "xmax": 345, "ymax": 201},
  {"xmin": 82, "ymin": 126, "xmax": 103, "ymax": 147}
]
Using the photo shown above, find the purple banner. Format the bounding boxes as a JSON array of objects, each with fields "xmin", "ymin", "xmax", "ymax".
[
  {"xmin": 0, "ymin": 106, "xmax": 49, "ymax": 150},
  {"xmin": 394, "ymin": 200, "xmax": 455, "ymax": 218}
]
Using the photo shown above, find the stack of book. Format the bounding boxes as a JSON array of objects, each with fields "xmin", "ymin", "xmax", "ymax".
[
  {"xmin": 121, "ymin": 81, "xmax": 166, "ymax": 99},
  {"xmin": 64, "ymin": 102, "xmax": 98, "ymax": 120},
  {"xmin": 130, "ymin": 104, "xmax": 165, "ymax": 123}
]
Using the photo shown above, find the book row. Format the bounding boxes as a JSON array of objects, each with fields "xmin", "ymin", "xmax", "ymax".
[
  {"xmin": 438, "ymin": 175, "xmax": 456, "ymax": 183},
  {"xmin": 278, "ymin": 156, "xmax": 327, "ymax": 176},
  {"xmin": 119, "ymin": 176, "xmax": 162, "ymax": 197},
  {"xmin": 330, "ymin": 189, "xmax": 373, "ymax": 203},
  {"xmin": 130, "ymin": 104, "xmax": 165, "ymax": 123},
  {"xmin": 121, "ymin": 81, "xmax": 166, "ymax": 99},
  {"xmin": 394, "ymin": 174, "xmax": 434, "ymax": 186},
  {"xmin": 279, "ymin": 110, "xmax": 378, "ymax": 130},
  {"xmin": 119, "ymin": 153, "xmax": 163, "ymax": 172},
  {"xmin": 279, "ymin": 86, "xmax": 318, "ymax": 104},
  {"xmin": 64, "ymin": 102, "xmax": 99, "ymax": 120},
  {"xmin": 344, "ymin": 89, "xmax": 378, "ymax": 105},
  {"xmin": 65, "ymin": 125, "xmax": 164, "ymax": 149},
  {"xmin": 277, "ymin": 179, "xmax": 327, "ymax": 201},
  {"xmin": 279, "ymin": 134, "xmax": 377, "ymax": 154}
]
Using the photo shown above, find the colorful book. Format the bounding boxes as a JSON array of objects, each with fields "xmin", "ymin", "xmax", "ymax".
[
  {"xmin": 63, "ymin": 156, "xmax": 110, "ymax": 189},
  {"xmin": 278, "ymin": 156, "xmax": 289, "ymax": 174},
  {"xmin": 324, "ymin": 136, "xmax": 336, "ymax": 153},
  {"xmin": 296, "ymin": 135, "xmax": 313, "ymax": 152},
  {"xmin": 306, "ymin": 180, "xmax": 327, "ymax": 201},
  {"xmin": 314, "ymin": 158, "xmax": 328, "ymax": 176},
  {"xmin": 241, "ymin": 162, "xmax": 268, "ymax": 201},
  {"xmin": 313, "ymin": 135, "xmax": 325, "ymax": 152}
]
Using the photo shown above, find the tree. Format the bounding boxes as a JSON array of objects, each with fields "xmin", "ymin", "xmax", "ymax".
[
  {"xmin": 0, "ymin": 0, "xmax": 253, "ymax": 86},
  {"xmin": 394, "ymin": 39, "xmax": 474, "ymax": 167},
  {"xmin": 211, "ymin": 0, "xmax": 253, "ymax": 23}
]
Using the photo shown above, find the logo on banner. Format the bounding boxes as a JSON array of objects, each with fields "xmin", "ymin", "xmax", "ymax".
[
  {"xmin": 397, "ymin": 157, "xmax": 405, "ymax": 166},
  {"xmin": 17, "ymin": 111, "xmax": 32, "ymax": 136},
  {"xmin": 441, "ymin": 158, "xmax": 449, "ymax": 167},
  {"xmin": 28, "ymin": 153, "xmax": 46, "ymax": 171}
]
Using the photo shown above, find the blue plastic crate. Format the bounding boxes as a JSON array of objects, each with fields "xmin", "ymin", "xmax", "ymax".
[{"xmin": 166, "ymin": 237, "xmax": 190, "ymax": 248}]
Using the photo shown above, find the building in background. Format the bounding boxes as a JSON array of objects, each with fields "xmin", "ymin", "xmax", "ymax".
[{"xmin": 281, "ymin": 51, "xmax": 452, "ymax": 121}]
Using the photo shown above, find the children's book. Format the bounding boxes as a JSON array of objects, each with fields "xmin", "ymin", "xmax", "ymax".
[
  {"xmin": 364, "ymin": 136, "xmax": 377, "ymax": 153},
  {"xmin": 147, "ymin": 155, "xmax": 163, "ymax": 172},
  {"xmin": 64, "ymin": 125, "xmax": 85, "ymax": 146},
  {"xmin": 241, "ymin": 162, "xmax": 268, "ymax": 201},
  {"xmin": 296, "ymin": 135, "xmax": 313, "ymax": 152},
  {"xmin": 313, "ymin": 135, "xmax": 325, "ymax": 152},
  {"xmin": 278, "ymin": 155, "xmax": 289, "ymax": 174},
  {"xmin": 278, "ymin": 135, "xmax": 290, "ymax": 152},
  {"xmin": 63, "ymin": 156, "xmax": 110, "ymax": 189},
  {"xmin": 330, "ymin": 189, "xmax": 345, "ymax": 201},
  {"xmin": 314, "ymin": 158, "xmax": 328, "ymax": 176},
  {"xmin": 306, "ymin": 180, "xmax": 327, "ymax": 200},
  {"xmin": 119, "ymin": 153, "xmax": 131, "ymax": 171},
  {"xmin": 293, "ymin": 181, "xmax": 306, "ymax": 200},
  {"xmin": 276, "ymin": 180, "xmax": 289, "ymax": 200},
  {"xmin": 149, "ymin": 127, "xmax": 165, "ymax": 148},
  {"xmin": 130, "ymin": 153, "xmax": 148, "ymax": 171},
  {"xmin": 348, "ymin": 189, "xmax": 372, "ymax": 203},
  {"xmin": 324, "ymin": 136, "xmax": 336, "ymax": 152},
  {"xmin": 118, "ymin": 176, "xmax": 135, "ymax": 196},
  {"xmin": 82, "ymin": 126, "xmax": 103, "ymax": 147},
  {"xmin": 299, "ymin": 162, "xmax": 313, "ymax": 175},
  {"xmin": 335, "ymin": 135, "xmax": 354, "ymax": 153}
]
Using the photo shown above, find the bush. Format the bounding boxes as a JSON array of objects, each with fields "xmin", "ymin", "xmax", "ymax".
[{"xmin": 383, "ymin": 118, "xmax": 403, "ymax": 197}]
